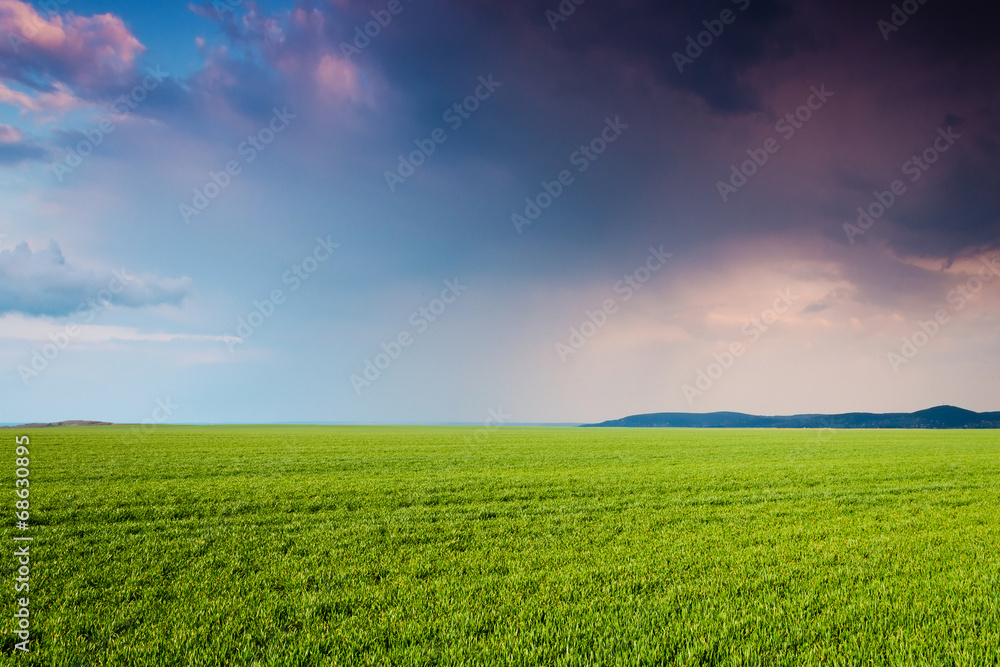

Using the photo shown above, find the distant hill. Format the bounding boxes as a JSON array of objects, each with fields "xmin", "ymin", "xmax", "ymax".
[
  {"xmin": 0, "ymin": 420, "xmax": 113, "ymax": 429},
  {"xmin": 584, "ymin": 406, "xmax": 1000, "ymax": 429}
]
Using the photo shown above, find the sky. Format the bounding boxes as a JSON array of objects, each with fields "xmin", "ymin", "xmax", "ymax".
[{"xmin": 0, "ymin": 0, "xmax": 998, "ymax": 425}]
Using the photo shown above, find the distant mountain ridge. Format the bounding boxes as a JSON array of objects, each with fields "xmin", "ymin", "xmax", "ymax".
[{"xmin": 584, "ymin": 406, "xmax": 1000, "ymax": 429}]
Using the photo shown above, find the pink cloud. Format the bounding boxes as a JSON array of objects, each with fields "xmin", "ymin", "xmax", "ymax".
[
  {"xmin": 0, "ymin": 120, "xmax": 46, "ymax": 162},
  {"xmin": 0, "ymin": 123, "xmax": 22, "ymax": 143},
  {"xmin": 184, "ymin": 1, "xmax": 371, "ymax": 122},
  {"xmin": 0, "ymin": 80, "xmax": 80, "ymax": 114},
  {"xmin": 315, "ymin": 53, "xmax": 361, "ymax": 102},
  {"xmin": 0, "ymin": 0, "xmax": 144, "ymax": 104}
]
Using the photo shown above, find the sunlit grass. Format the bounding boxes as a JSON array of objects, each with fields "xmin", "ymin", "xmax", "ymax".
[{"xmin": 3, "ymin": 426, "xmax": 999, "ymax": 665}]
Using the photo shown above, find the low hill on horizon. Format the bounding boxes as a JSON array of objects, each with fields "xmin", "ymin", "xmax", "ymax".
[
  {"xmin": 0, "ymin": 420, "xmax": 113, "ymax": 429},
  {"xmin": 583, "ymin": 406, "xmax": 1000, "ymax": 429}
]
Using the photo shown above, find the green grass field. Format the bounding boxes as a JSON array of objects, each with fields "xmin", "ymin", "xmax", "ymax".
[{"xmin": 3, "ymin": 426, "xmax": 999, "ymax": 666}]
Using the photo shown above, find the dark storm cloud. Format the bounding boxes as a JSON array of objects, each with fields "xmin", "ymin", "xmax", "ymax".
[
  {"xmin": 892, "ymin": 156, "xmax": 1000, "ymax": 257},
  {"xmin": 168, "ymin": 0, "xmax": 999, "ymax": 269},
  {"xmin": 855, "ymin": 0, "xmax": 1000, "ymax": 57},
  {"xmin": 540, "ymin": 0, "xmax": 806, "ymax": 113},
  {"xmin": 364, "ymin": 0, "xmax": 809, "ymax": 114},
  {"xmin": 827, "ymin": 112, "xmax": 1000, "ymax": 259}
]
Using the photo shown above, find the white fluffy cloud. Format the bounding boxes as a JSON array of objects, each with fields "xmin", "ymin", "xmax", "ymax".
[{"xmin": 0, "ymin": 240, "xmax": 192, "ymax": 317}]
